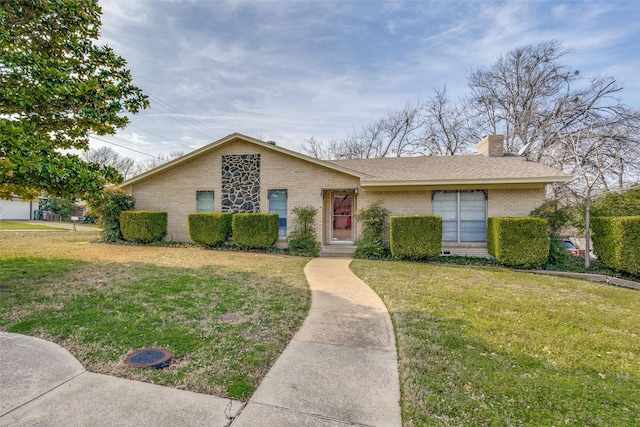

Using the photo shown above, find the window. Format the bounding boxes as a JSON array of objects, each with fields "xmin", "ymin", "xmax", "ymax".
[
  {"xmin": 196, "ymin": 191, "xmax": 214, "ymax": 212},
  {"xmin": 432, "ymin": 190, "xmax": 487, "ymax": 242},
  {"xmin": 268, "ymin": 190, "xmax": 287, "ymax": 237}
]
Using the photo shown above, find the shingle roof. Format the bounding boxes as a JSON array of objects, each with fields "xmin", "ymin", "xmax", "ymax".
[{"xmin": 328, "ymin": 155, "xmax": 571, "ymax": 186}]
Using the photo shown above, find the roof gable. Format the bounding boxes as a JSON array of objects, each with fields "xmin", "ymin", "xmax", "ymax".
[{"xmin": 121, "ymin": 133, "xmax": 368, "ymax": 186}]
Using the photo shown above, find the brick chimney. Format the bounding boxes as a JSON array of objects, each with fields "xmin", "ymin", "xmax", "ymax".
[{"xmin": 476, "ymin": 135, "xmax": 504, "ymax": 157}]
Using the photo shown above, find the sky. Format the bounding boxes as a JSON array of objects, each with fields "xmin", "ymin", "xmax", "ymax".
[{"xmin": 95, "ymin": 0, "xmax": 640, "ymax": 161}]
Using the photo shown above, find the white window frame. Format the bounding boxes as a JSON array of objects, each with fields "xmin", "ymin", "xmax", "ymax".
[{"xmin": 432, "ymin": 190, "xmax": 487, "ymax": 243}]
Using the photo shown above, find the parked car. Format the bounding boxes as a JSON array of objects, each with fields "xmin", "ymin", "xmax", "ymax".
[{"xmin": 562, "ymin": 240, "xmax": 580, "ymax": 256}]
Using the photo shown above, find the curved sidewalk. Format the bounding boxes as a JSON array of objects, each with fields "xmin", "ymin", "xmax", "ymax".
[
  {"xmin": 0, "ymin": 333, "xmax": 243, "ymax": 426},
  {"xmin": 231, "ymin": 258, "xmax": 402, "ymax": 426}
]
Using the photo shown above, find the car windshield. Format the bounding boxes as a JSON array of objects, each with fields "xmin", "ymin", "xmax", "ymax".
[{"xmin": 562, "ymin": 241, "xmax": 576, "ymax": 249}]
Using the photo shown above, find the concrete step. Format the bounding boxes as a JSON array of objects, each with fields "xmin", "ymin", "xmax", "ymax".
[{"xmin": 320, "ymin": 245, "xmax": 356, "ymax": 257}]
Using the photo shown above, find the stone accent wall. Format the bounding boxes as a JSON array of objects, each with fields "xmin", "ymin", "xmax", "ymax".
[{"xmin": 221, "ymin": 154, "xmax": 260, "ymax": 213}]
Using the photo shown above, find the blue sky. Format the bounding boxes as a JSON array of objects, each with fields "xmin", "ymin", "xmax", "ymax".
[{"xmin": 96, "ymin": 0, "xmax": 640, "ymax": 161}]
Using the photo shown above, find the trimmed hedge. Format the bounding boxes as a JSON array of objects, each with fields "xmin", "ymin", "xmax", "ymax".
[
  {"xmin": 232, "ymin": 213, "xmax": 279, "ymax": 249},
  {"xmin": 120, "ymin": 211, "xmax": 167, "ymax": 243},
  {"xmin": 390, "ymin": 215, "xmax": 442, "ymax": 260},
  {"xmin": 487, "ymin": 217, "xmax": 548, "ymax": 268},
  {"xmin": 592, "ymin": 216, "xmax": 640, "ymax": 277},
  {"xmin": 188, "ymin": 213, "xmax": 232, "ymax": 247}
]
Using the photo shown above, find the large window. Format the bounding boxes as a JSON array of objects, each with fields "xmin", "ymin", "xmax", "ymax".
[
  {"xmin": 432, "ymin": 190, "xmax": 487, "ymax": 242},
  {"xmin": 268, "ymin": 190, "xmax": 287, "ymax": 237},
  {"xmin": 196, "ymin": 191, "xmax": 214, "ymax": 212}
]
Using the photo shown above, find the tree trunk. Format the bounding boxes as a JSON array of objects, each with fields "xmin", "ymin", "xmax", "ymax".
[{"xmin": 584, "ymin": 191, "xmax": 591, "ymax": 268}]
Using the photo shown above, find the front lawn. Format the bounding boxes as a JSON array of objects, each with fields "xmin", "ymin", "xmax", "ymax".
[
  {"xmin": 0, "ymin": 232, "xmax": 310, "ymax": 400},
  {"xmin": 0, "ymin": 220, "xmax": 65, "ymax": 230},
  {"xmin": 352, "ymin": 260, "xmax": 640, "ymax": 426}
]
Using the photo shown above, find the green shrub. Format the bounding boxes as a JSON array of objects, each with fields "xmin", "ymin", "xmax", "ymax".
[
  {"xmin": 357, "ymin": 200, "xmax": 390, "ymax": 242},
  {"xmin": 87, "ymin": 188, "xmax": 135, "ymax": 242},
  {"xmin": 355, "ymin": 200, "xmax": 391, "ymax": 259},
  {"xmin": 232, "ymin": 213, "xmax": 279, "ymax": 249},
  {"xmin": 592, "ymin": 216, "xmax": 640, "ymax": 277},
  {"xmin": 286, "ymin": 206, "xmax": 320, "ymax": 257},
  {"xmin": 530, "ymin": 200, "xmax": 570, "ymax": 235},
  {"xmin": 487, "ymin": 217, "xmax": 548, "ymax": 268},
  {"xmin": 39, "ymin": 195, "xmax": 76, "ymax": 220},
  {"xmin": 390, "ymin": 215, "xmax": 442, "ymax": 260},
  {"xmin": 354, "ymin": 240, "xmax": 390, "ymax": 260},
  {"xmin": 547, "ymin": 234, "xmax": 569, "ymax": 266},
  {"xmin": 188, "ymin": 213, "xmax": 232, "ymax": 247},
  {"xmin": 120, "ymin": 211, "xmax": 167, "ymax": 243}
]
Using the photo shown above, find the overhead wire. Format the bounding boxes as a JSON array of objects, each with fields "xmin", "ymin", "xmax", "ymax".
[{"xmin": 88, "ymin": 90, "xmax": 221, "ymax": 159}]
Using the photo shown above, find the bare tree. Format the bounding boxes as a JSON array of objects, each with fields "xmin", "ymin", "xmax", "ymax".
[
  {"xmin": 300, "ymin": 136, "xmax": 341, "ymax": 160},
  {"xmin": 135, "ymin": 151, "xmax": 184, "ymax": 174},
  {"xmin": 81, "ymin": 146, "xmax": 137, "ymax": 180},
  {"xmin": 420, "ymin": 86, "xmax": 474, "ymax": 156},
  {"xmin": 338, "ymin": 102, "xmax": 425, "ymax": 159},
  {"xmin": 559, "ymin": 115, "xmax": 640, "ymax": 267}
]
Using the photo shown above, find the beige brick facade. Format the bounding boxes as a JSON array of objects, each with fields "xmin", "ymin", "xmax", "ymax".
[
  {"xmin": 122, "ymin": 134, "xmax": 564, "ymax": 256},
  {"xmin": 126, "ymin": 139, "xmax": 359, "ymax": 242}
]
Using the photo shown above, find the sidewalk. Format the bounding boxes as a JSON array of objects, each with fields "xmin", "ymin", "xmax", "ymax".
[
  {"xmin": 231, "ymin": 257, "xmax": 402, "ymax": 426},
  {"xmin": 0, "ymin": 258, "xmax": 402, "ymax": 426}
]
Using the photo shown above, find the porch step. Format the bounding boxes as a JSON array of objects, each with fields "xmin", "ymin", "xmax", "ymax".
[{"xmin": 320, "ymin": 245, "xmax": 356, "ymax": 258}]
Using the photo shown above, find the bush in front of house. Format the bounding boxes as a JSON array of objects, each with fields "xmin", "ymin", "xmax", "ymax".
[
  {"xmin": 87, "ymin": 188, "xmax": 135, "ymax": 242},
  {"xmin": 487, "ymin": 217, "xmax": 548, "ymax": 268},
  {"xmin": 188, "ymin": 213, "xmax": 232, "ymax": 247},
  {"xmin": 354, "ymin": 200, "xmax": 391, "ymax": 259},
  {"xmin": 592, "ymin": 216, "xmax": 640, "ymax": 277},
  {"xmin": 286, "ymin": 206, "xmax": 320, "ymax": 257},
  {"xmin": 120, "ymin": 211, "xmax": 167, "ymax": 243},
  {"xmin": 390, "ymin": 215, "xmax": 442, "ymax": 260},
  {"xmin": 232, "ymin": 213, "xmax": 279, "ymax": 249}
]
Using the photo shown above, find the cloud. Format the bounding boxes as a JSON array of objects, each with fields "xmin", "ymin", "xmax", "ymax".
[{"xmin": 94, "ymin": 0, "xmax": 640, "ymax": 156}]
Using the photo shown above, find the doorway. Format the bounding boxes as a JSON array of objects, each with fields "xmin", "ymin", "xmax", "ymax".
[{"xmin": 331, "ymin": 193, "xmax": 353, "ymax": 242}]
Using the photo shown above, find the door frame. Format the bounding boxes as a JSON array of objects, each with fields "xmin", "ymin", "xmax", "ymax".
[{"xmin": 326, "ymin": 190, "xmax": 356, "ymax": 244}]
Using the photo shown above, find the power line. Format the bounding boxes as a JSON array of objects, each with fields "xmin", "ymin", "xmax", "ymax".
[
  {"xmin": 144, "ymin": 91, "xmax": 222, "ymax": 141},
  {"xmin": 88, "ymin": 135, "xmax": 159, "ymax": 158}
]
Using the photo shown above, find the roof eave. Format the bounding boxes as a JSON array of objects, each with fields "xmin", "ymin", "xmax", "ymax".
[{"xmin": 360, "ymin": 176, "xmax": 573, "ymax": 187}]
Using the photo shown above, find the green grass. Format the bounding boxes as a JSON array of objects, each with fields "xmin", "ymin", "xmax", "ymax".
[
  {"xmin": 0, "ymin": 220, "xmax": 65, "ymax": 230},
  {"xmin": 352, "ymin": 260, "xmax": 640, "ymax": 426},
  {"xmin": 0, "ymin": 232, "xmax": 310, "ymax": 400}
]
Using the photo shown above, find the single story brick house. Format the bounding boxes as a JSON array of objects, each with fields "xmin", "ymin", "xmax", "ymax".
[{"xmin": 120, "ymin": 133, "xmax": 571, "ymax": 257}]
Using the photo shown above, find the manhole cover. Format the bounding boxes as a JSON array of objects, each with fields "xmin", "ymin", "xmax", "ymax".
[{"xmin": 125, "ymin": 348, "xmax": 173, "ymax": 369}]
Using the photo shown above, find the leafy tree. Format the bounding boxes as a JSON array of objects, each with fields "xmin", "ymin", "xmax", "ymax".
[
  {"xmin": 87, "ymin": 188, "xmax": 135, "ymax": 242},
  {"xmin": 0, "ymin": 0, "xmax": 149, "ymax": 201},
  {"xmin": 38, "ymin": 196, "xmax": 77, "ymax": 221}
]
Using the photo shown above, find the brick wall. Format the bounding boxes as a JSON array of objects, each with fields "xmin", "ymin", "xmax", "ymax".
[
  {"xmin": 125, "ymin": 137, "xmax": 547, "ymax": 253},
  {"xmin": 128, "ymin": 139, "xmax": 359, "ymax": 242}
]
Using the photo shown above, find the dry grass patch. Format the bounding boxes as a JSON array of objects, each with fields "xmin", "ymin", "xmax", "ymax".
[{"xmin": 0, "ymin": 231, "xmax": 310, "ymax": 400}]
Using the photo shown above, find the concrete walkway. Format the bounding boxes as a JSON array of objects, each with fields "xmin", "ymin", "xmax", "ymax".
[
  {"xmin": 231, "ymin": 258, "xmax": 402, "ymax": 426},
  {"xmin": 0, "ymin": 258, "xmax": 402, "ymax": 426}
]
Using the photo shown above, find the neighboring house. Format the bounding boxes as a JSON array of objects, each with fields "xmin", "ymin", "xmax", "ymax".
[
  {"xmin": 120, "ymin": 133, "xmax": 571, "ymax": 257},
  {"xmin": 0, "ymin": 196, "xmax": 38, "ymax": 220}
]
